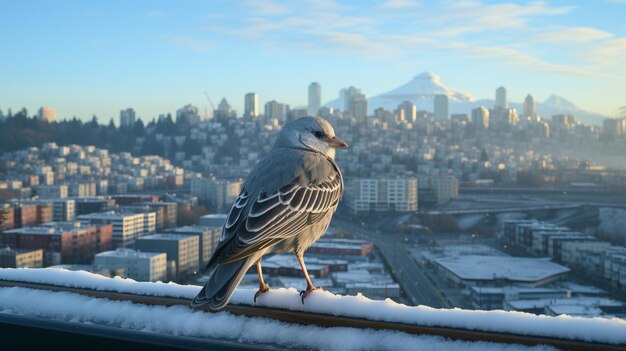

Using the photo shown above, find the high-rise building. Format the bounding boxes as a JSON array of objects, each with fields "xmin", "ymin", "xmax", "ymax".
[
  {"xmin": 602, "ymin": 118, "xmax": 626, "ymax": 138},
  {"xmin": 349, "ymin": 177, "xmax": 418, "ymax": 213},
  {"xmin": 341, "ymin": 87, "xmax": 361, "ymax": 111},
  {"xmin": 551, "ymin": 114, "xmax": 576, "ymax": 133},
  {"xmin": 38, "ymin": 107, "xmax": 56, "ymax": 123},
  {"xmin": 397, "ymin": 101, "xmax": 417, "ymax": 123},
  {"xmin": 78, "ymin": 211, "xmax": 147, "ymax": 248},
  {"xmin": 244, "ymin": 92, "xmax": 259, "ymax": 118},
  {"xmin": 503, "ymin": 108, "xmax": 519, "ymax": 127},
  {"xmin": 471, "ymin": 107, "xmax": 490, "ymax": 130},
  {"xmin": 523, "ymin": 94, "xmax": 536, "ymax": 118},
  {"xmin": 119, "ymin": 108, "xmax": 136, "ymax": 128},
  {"xmin": 495, "ymin": 87, "xmax": 508, "ymax": 109},
  {"xmin": 431, "ymin": 175, "xmax": 459, "ymax": 205},
  {"xmin": 176, "ymin": 104, "xmax": 201, "ymax": 125},
  {"xmin": 433, "ymin": 94, "xmax": 449, "ymax": 120},
  {"xmin": 343, "ymin": 87, "xmax": 367, "ymax": 120},
  {"xmin": 264, "ymin": 100, "xmax": 287, "ymax": 123},
  {"xmin": 308, "ymin": 82, "xmax": 321, "ymax": 116},
  {"xmin": 208, "ymin": 178, "xmax": 243, "ymax": 212},
  {"xmin": 214, "ymin": 98, "xmax": 236, "ymax": 121}
]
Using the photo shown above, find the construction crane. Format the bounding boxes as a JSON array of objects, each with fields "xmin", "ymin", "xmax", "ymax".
[{"xmin": 204, "ymin": 92, "xmax": 216, "ymax": 119}]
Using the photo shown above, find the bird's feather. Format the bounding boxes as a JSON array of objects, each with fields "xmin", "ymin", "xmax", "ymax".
[
  {"xmin": 216, "ymin": 148, "xmax": 342, "ymax": 264},
  {"xmin": 194, "ymin": 117, "xmax": 344, "ymax": 311}
]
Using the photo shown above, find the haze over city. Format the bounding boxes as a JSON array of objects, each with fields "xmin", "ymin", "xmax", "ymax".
[{"xmin": 2, "ymin": 0, "xmax": 626, "ymax": 121}]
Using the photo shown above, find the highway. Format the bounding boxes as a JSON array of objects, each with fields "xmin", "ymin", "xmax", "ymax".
[{"xmin": 333, "ymin": 218, "xmax": 450, "ymax": 309}]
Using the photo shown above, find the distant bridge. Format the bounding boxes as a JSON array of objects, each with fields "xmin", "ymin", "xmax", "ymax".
[{"xmin": 426, "ymin": 203, "xmax": 583, "ymax": 216}]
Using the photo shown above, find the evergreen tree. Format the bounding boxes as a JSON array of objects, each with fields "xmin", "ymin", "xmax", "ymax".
[{"xmin": 480, "ymin": 148, "xmax": 489, "ymax": 162}]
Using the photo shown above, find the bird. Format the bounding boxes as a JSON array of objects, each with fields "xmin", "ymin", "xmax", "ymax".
[{"xmin": 192, "ymin": 116, "xmax": 348, "ymax": 311}]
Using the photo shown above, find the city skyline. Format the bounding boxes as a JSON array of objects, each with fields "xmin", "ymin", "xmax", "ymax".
[{"xmin": 2, "ymin": 1, "xmax": 626, "ymax": 121}]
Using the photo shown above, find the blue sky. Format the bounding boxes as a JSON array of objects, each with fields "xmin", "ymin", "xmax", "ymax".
[{"xmin": 1, "ymin": 0, "xmax": 625, "ymax": 122}]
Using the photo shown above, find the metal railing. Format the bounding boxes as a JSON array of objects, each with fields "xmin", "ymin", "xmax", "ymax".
[{"xmin": 1, "ymin": 279, "xmax": 624, "ymax": 351}]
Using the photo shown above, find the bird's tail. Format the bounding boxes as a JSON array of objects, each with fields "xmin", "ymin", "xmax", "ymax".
[{"xmin": 191, "ymin": 255, "xmax": 256, "ymax": 310}]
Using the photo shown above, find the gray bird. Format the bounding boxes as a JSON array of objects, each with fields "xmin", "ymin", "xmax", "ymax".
[{"xmin": 192, "ymin": 116, "xmax": 348, "ymax": 310}]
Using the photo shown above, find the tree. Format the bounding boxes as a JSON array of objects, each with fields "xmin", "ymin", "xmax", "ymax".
[
  {"xmin": 480, "ymin": 148, "xmax": 489, "ymax": 162},
  {"xmin": 133, "ymin": 118, "xmax": 146, "ymax": 136},
  {"xmin": 140, "ymin": 134, "xmax": 165, "ymax": 156},
  {"xmin": 182, "ymin": 138, "xmax": 202, "ymax": 156}
]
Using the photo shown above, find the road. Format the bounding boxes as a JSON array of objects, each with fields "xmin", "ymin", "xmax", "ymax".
[{"xmin": 333, "ymin": 218, "xmax": 450, "ymax": 308}]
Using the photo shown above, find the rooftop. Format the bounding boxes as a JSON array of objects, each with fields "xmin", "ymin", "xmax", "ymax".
[
  {"xmin": 78, "ymin": 211, "xmax": 144, "ymax": 220},
  {"xmin": 435, "ymin": 256, "xmax": 570, "ymax": 282},
  {"xmin": 4, "ymin": 222, "xmax": 97, "ymax": 235},
  {"xmin": 95, "ymin": 248, "xmax": 164, "ymax": 259},
  {"xmin": 137, "ymin": 233, "xmax": 196, "ymax": 241},
  {"xmin": 170, "ymin": 225, "xmax": 216, "ymax": 234}
]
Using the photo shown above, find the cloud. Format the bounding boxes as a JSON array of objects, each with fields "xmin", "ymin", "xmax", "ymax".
[
  {"xmin": 429, "ymin": 1, "xmax": 573, "ymax": 36},
  {"xmin": 166, "ymin": 36, "xmax": 213, "ymax": 53},
  {"xmin": 586, "ymin": 38, "xmax": 626, "ymax": 69},
  {"xmin": 538, "ymin": 27, "xmax": 614, "ymax": 44},
  {"xmin": 315, "ymin": 31, "xmax": 398, "ymax": 57},
  {"xmin": 194, "ymin": 0, "xmax": 624, "ymax": 78},
  {"xmin": 380, "ymin": 0, "xmax": 418, "ymax": 9},
  {"xmin": 455, "ymin": 43, "xmax": 604, "ymax": 78}
]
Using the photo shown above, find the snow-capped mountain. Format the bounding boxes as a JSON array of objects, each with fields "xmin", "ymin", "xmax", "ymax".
[
  {"xmin": 323, "ymin": 72, "xmax": 608, "ymax": 125},
  {"xmin": 543, "ymin": 94, "xmax": 579, "ymax": 111},
  {"xmin": 324, "ymin": 72, "xmax": 474, "ymax": 112}
]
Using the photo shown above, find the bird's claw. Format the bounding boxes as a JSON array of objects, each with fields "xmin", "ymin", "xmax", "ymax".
[
  {"xmin": 299, "ymin": 286, "xmax": 324, "ymax": 304},
  {"xmin": 254, "ymin": 283, "xmax": 270, "ymax": 303}
]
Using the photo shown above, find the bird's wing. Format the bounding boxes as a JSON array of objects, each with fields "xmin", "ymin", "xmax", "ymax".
[{"xmin": 214, "ymin": 149, "xmax": 343, "ymax": 264}]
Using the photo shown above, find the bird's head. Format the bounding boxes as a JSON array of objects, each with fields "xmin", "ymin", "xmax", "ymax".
[{"xmin": 274, "ymin": 116, "xmax": 348, "ymax": 159}]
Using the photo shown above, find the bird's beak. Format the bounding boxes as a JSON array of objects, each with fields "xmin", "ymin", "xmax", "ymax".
[{"xmin": 328, "ymin": 136, "xmax": 349, "ymax": 148}]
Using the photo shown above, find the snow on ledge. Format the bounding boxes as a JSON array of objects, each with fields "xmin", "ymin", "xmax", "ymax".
[
  {"xmin": 1, "ymin": 268, "xmax": 625, "ymax": 345},
  {"xmin": 0, "ymin": 287, "xmax": 553, "ymax": 351}
]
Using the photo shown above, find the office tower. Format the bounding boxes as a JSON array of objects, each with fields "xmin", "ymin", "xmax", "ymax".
[
  {"xmin": 495, "ymin": 87, "xmax": 508, "ymax": 109},
  {"xmin": 602, "ymin": 118, "xmax": 626, "ymax": 138},
  {"xmin": 348, "ymin": 93, "xmax": 368, "ymax": 120},
  {"xmin": 214, "ymin": 98, "xmax": 236, "ymax": 121},
  {"xmin": 38, "ymin": 106, "xmax": 56, "ymax": 123},
  {"xmin": 208, "ymin": 178, "xmax": 243, "ymax": 212},
  {"xmin": 78, "ymin": 211, "xmax": 147, "ymax": 248},
  {"xmin": 471, "ymin": 106, "xmax": 490, "ymax": 130},
  {"xmin": 119, "ymin": 108, "xmax": 136, "ymax": 128},
  {"xmin": 524, "ymin": 94, "xmax": 536, "ymax": 118},
  {"xmin": 349, "ymin": 177, "xmax": 418, "ymax": 213},
  {"xmin": 397, "ymin": 101, "xmax": 417, "ymax": 123},
  {"xmin": 308, "ymin": 82, "xmax": 321, "ymax": 116},
  {"xmin": 264, "ymin": 100, "xmax": 287, "ymax": 123},
  {"xmin": 244, "ymin": 92, "xmax": 259, "ymax": 118},
  {"xmin": 432, "ymin": 175, "xmax": 459, "ymax": 205},
  {"xmin": 176, "ymin": 104, "xmax": 200, "ymax": 125},
  {"xmin": 433, "ymin": 94, "xmax": 449, "ymax": 120},
  {"xmin": 341, "ymin": 87, "xmax": 361, "ymax": 111}
]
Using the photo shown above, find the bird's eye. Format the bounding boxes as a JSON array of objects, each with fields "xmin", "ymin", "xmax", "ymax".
[{"xmin": 313, "ymin": 131, "xmax": 325, "ymax": 138}]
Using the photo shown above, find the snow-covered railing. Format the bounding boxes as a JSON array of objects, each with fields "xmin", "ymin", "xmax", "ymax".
[{"xmin": 1, "ymin": 268, "xmax": 625, "ymax": 350}]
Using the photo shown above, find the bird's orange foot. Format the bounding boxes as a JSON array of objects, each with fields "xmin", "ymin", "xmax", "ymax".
[
  {"xmin": 254, "ymin": 283, "xmax": 270, "ymax": 303},
  {"xmin": 299, "ymin": 286, "xmax": 324, "ymax": 304}
]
